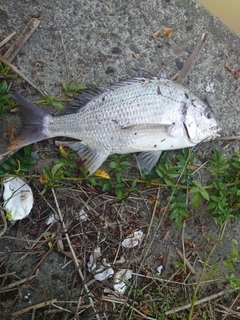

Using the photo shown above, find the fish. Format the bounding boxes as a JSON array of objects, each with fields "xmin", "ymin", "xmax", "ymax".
[{"xmin": 5, "ymin": 77, "xmax": 220, "ymax": 174}]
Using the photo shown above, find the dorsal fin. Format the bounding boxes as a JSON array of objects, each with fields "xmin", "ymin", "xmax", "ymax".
[{"xmin": 69, "ymin": 78, "xmax": 152, "ymax": 112}]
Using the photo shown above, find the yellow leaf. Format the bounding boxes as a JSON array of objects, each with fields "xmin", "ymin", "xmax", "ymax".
[
  {"xmin": 95, "ymin": 170, "xmax": 110, "ymax": 179},
  {"xmin": 59, "ymin": 145, "xmax": 68, "ymax": 155},
  {"xmin": 163, "ymin": 27, "xmax": 173, "ymax": 38},
  {"xmin": 148, "ymin": 196, "xmax": 160, "ymax": 205},
  {"xmin": 48, "ymin": 241, "xmax": 53, "ymax": 249},
  {"xmin": 206, "ymin": 237, "xmax": 212, "ymax": 243}
]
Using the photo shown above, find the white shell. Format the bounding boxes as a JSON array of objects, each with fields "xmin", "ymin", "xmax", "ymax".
[
  {"xmin": 93, "ymin": 259, "xmax": 114, "ymax": 281},
  {"xmin": 157, "ymin": 265, "xmax": 163, "ymax": 275},
  {"xmin": 3, "ymin": 177, "xmax": 33, "ymax": 221},
  {"xmin": 78, "ymin": 208, "xmax": 88, "ymax": 221},
  {"xmin": 121, "ymin": 230, "xmax": 144, "ymax": 248},
  {"xmin": 113, "ymin": 269, "xmax": 133, "ymax": 294}
]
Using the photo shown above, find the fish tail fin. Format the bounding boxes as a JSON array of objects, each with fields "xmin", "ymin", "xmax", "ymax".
[{"xmin": 8, "ymin": 92, "xmax": 50, "ymax": 152}]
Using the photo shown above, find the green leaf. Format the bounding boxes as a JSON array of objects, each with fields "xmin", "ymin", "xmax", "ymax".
[
  {"xmin": 189, "ymin": 187, "xmax": 200, "ymax": 195},
  {"xmin": 191, "ymin": 193, "xmax": 202, "ymax": 207},
  {"xmin": 87, "ymin": 176, "xmax": 96, "ymax": 186},
  {"xmin": 199, "ymin": 189, "xmax": 209, "ymax": 201},
  {"xmin": 115, "ymin": 188, "xmax": 123, "ymax": 199},
  {"xmin": 119, "ymin": 161, "xmax": 131, "ymax": 168},
  {"xmin": 207, "ymin": 202, "xmax": 217, "ymax": 210},
  {"xmin": 51, "ymin": 100, "xmax": 64, "ymax": 110},
  {"xmin": 42, "ymin": 167, "xmax": 52, "ymax": 180},
  {"xmin": 51, "ymin": 162, "xmax": 65, "ymax": 176},
  {"xmin": 223, "ymin": 260, "xmax": 236, "ymax": 272},
  {"xmin": 163, "ymin": 177, "xmax": 174, "ymax": 186},
  {"xmin": 109, "ymin": 161, "xmax": 118, "ymax": 169},
  {"xmin": 192, "ymin": 180, "xmax": 202, "ymax": 188},
  {"xmin": 0, "ymin": 80, "xmax": 7, "ymax": 94}
]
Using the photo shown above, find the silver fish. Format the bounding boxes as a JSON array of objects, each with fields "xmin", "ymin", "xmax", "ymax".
[{"xmin": 8, "ymin": 78, "xmax": 219, "ymax": 174}]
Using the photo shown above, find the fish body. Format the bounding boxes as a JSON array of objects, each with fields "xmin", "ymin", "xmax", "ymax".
[{"xmin": 9, "ymin": 78, "xmax": 219, "ymax": 174}]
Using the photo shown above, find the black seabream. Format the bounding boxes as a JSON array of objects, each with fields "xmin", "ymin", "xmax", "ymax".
[{"xmin": 5, "ymin": 78, "xmax": 220, "ymax": 174}]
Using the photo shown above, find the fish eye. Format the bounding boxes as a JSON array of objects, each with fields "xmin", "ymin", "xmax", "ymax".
[{"xmin": 204, "ymin": 108, "xmax": 213, "ymax": 119}]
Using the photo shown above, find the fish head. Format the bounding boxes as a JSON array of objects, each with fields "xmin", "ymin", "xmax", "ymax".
[{"xmin": 183, "ymin": 102, "xmax": 220, "ymax": 145}]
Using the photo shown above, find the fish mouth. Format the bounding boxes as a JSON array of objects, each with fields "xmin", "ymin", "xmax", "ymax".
[{"xmin": 211, "ymin": 125, "xmax": 221, "ymax": 139}]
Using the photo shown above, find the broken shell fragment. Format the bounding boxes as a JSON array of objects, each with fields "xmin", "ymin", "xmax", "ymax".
[
  {"xmin": 113, "ymin": 269, "xmax": 133, "ymax": 294},
  {"xmin": 87, "ymin": 247, "xmax": 102, "ymax": 270},
  {"xmin": 93, "ymin": 259, "xmax": 114, "ymax": 281},
  {"xmin": 121, "ymin": 230, "xmax": 144, "ymax": 248},
  {"xmin": 157, "ymin": 265, "xmax": 163, "ymax": 275},
  {"xmin": 3, "ymin": 177, "xmax": 33, "ymax": 221}
]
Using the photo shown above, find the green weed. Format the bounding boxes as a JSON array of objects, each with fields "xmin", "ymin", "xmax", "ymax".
[{"xmin": 0, "ymin": 145, "xmax": 37, "ymax": 175}]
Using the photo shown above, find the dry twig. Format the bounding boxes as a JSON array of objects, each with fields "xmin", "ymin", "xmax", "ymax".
[
  {"xmin": 0, "ymin": 55, "xmax": 46, "ymax": 96},
  {"xmin": 11, "ymin": 299, "xmax": 57, "ymax": 317},
  {"xmin": 165, "ymin": 287, "xmax": 240, "ymax": 315},
  {"xmin": 0, "ymin": 32, "xmax": 16, "ymax": 48},
  {"xmin": 3, "ymin": 17, "xmax": 41, "ymax": 63},
  {"xmin": 175, "ymin": 33, "xmax": 209, "ymax": 84}
]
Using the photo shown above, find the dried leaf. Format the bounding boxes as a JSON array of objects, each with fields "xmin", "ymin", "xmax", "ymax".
[
  {"xmin": 233, "ymin": 69, "xmax": 240, "ymax": 80},
  {"xmin": 163, "ymin": 27, "xmax": 173, "ymax": 38},
  {"xmin": 148, "ymin": 196, "xmax": 160, "ymax": 205},
  {"xmin": 152, "ymin": 29, "xmax": 161, "ymax": 39},
  {"xmin": 140, "ymin": 304, "xmax": 150, "ymax": 315},
  {"xmin": 95, "ymin": 170, "xmax": 110, "ymax": 179},
  {"xmin": 224, "ymin": 62, "xmax": 232, "ymax": 72}
]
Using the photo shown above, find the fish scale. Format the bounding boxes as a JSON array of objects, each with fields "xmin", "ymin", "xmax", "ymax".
[{"xmin": 6, "ymin": 77, "xmax": 220, "ymax": 174}]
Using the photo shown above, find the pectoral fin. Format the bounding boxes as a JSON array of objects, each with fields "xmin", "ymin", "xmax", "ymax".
[
  {"xmin": 137, "ymin": 151, "xmax": 162, "ymax": 174},
  {"xmin": 70, "ymin": 142, "xmax": 108, "ymax": 174},
  {"xmin": 121, "ymin": 123, "xmax": 177, "ymax": 137}
]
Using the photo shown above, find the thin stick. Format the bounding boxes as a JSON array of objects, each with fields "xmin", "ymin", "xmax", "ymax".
[
  {"xmin": 3, "ymin": 17, "xmax": 41, "ymax": 63},
  {"xmin": 102, "ymin": 295, "xmax": 157, "ymax": 320},
  {"xmin": 51, "ymin": 188, "xmax": 101, "ymax": 320},
  {"xmin": 0, "ymin": 208, "xmax": 7, "ymax": 237},
  {"xmin": 217, "ymin": 304, "xmax": 240, "ymax": 319},
  {"xmin": 175, "ymin": 247, "xmax": 196, "ymax": 275},
  {"xmin": 222, "ymin": 292, "xmax": 240, "ymax": 320},
  {"xmin": 165, "ymin": 287, "xmax": 239, "ymax": 315},
  {"xmin": 1, "ymin": 274, "xmax": 36, "ymax": 291},
  {"xmin": 217, "ymin": 136, "xmax": 240, "ymax": 141},
  {"xmin": 0, "ymin": 32, "xmax": 16, "ymax": 48},
  {"xmin": 0, "ymin": 55, "xmax": 46, "ymax": 96},
  {"xmin": 175, "ymin": 33, "xmax": 209, "ymax": 84},
  {"xmin": 11, "ymin": 299, "xmax": 57, "ymax": 317},
  {"xmin": 59, "ymin": 31, "xmax": 69, "ymax": 81},
  {"xmin": 145, "ymin": 186, "xmax": 160, "ymax": 240}
]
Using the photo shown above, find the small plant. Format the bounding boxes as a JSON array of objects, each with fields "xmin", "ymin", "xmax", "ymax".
[
  {"xmin": 0, "ymin": 80, "xmax": 10, "ymax": 116},
  {"xmin": 40, "ymin": 146, "xmax": 78, "ymax": 193},
  {"xmin": 96, "ymin": 154, "xmax": 137, "ymax": 199},
  {"xmin": 43, "ymin": 93, "xmax": 64, "ymax": 110},
  {"xmin": 62, "ymin": 80, "xmax": 87, "ymax": 97},
  {"xmin": 0, "ymin": 145, "xmax": 37, "ymax": 175},
  {"xmin": 0, "ymin": 62, "xmax": 12, "ymax": 78}
]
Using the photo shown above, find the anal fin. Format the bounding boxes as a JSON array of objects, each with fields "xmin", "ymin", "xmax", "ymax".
[{"xmin": 70, "ymin": 142, "xmax": 108, "ymax": 174}]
